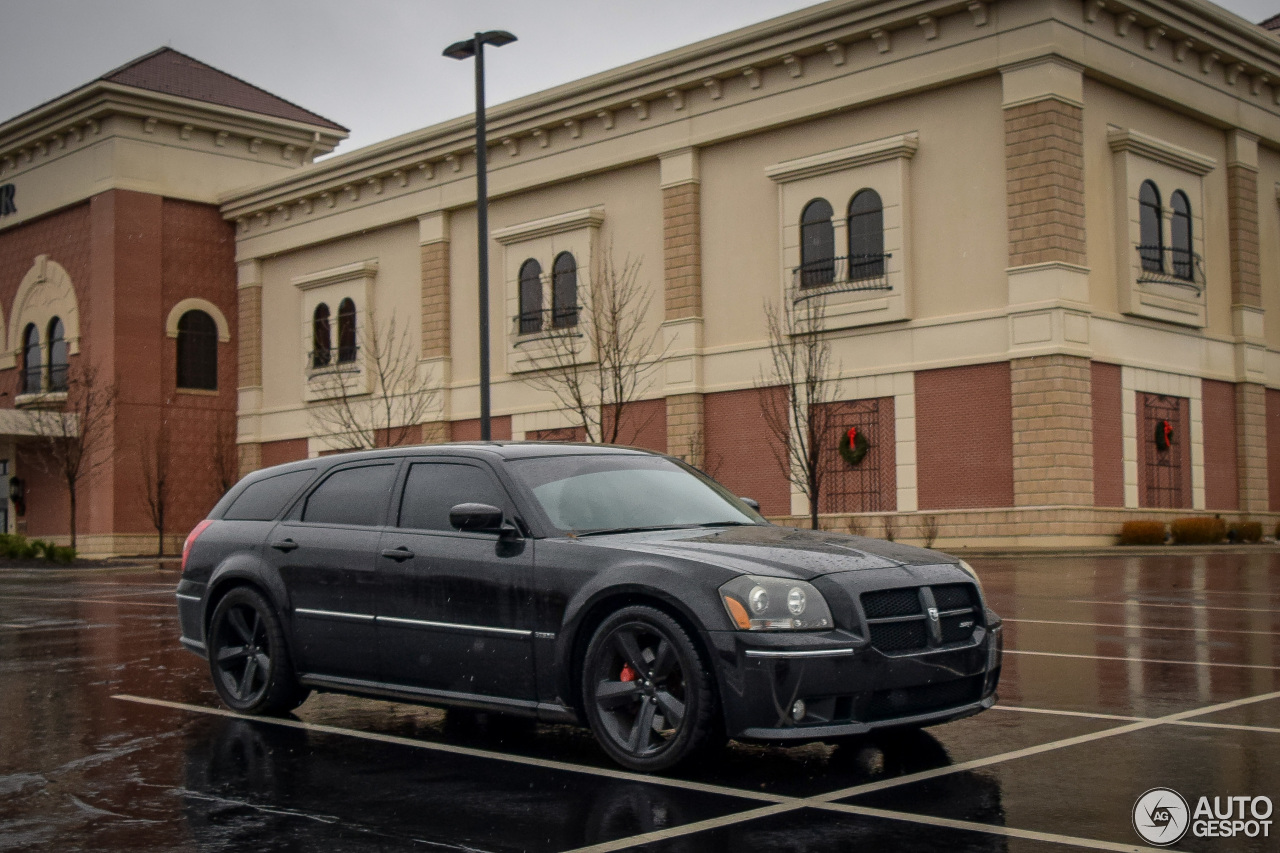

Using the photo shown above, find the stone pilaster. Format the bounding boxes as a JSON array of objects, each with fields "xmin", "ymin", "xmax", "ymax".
[
  {"xmin": 421, "ymin": 420, "xmax": 452, "ymax": 445},
  {"xmin": 419, "ymin": 212, "xmax": 451, "ymax": 359},
  {"xmin": 662, "ymin": 181, "xmax": 702, "ymax": 321},
  {"xmin": 1010, "ymin": 355, "xmax": 1093, "ymax": 506},
  {"xmin": 1236, "ymin": 382, "xmax": 1268, "ymax": 511},
  {"xmin": 237, "ymin": 442, "xmax": 262, "ymax": 479},
  {"xmin": 1005, "ymin": 98, "xmax": 1086, "ymax": 267},
  {"xmin": 1226, "ymin": 132, "xmax": 1261, "ymax": 310},
  {"xmin": 659, "ymin": 149, "xmax": 706, "ymax": 461},
  {"xmin": 666, "ymin": 393, "xmax": 705, "ymax": 468},
  {"xmin": 236, "ymin": 282, "xmax": 262, "ymax": 390}
]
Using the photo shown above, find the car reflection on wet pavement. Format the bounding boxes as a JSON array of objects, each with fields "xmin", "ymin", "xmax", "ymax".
[{"xmin": 2, "ymin": 552, "xmax": 1278, "ymax": 852}]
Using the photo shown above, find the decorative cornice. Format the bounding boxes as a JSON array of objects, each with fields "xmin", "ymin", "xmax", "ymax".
[
  {"xmin": 766, "ymin": 132, "xmax": 919, "ymax": 183},
  {"xmin": 1106, "ymin": 126, "xmax": 1217, "ymax": 175},
  {"xmin": 292, "ymin": 259, "xmax": 379, "ymax": 290},
  {"xmin": 492, "ymin": 207, "xmax": 605, "ymax": 245}
]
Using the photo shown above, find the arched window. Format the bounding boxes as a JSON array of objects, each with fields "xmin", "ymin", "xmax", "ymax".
[
  {"xmin": 1170, "ymin": 190, "xmax": 1193, "ymax": 281},
  {"xmin": 518, "ymin": 258, "xmax": 543, "ymax": 334},
  {"xmin": 847, "ymin": 190, "xmax": 885, "ymax": 280},
  {"xmin": 799, "ymin": 198, "xmax": 835, "ymax": 287},
  {"xmin": 21, "ymin": 323, "xmax": 40, "ymax": 394},
  {"xmin": 1139, "ymin": 180, "xmax": 1163, "ymax": 272},
  {"xmin": 552, "ymin": 253, "xmax": 578, "ymax": 329},
  {"xmin": 337, "ymin": 298, "xmax": 357, "ymax": 363},
  {"xmin": 312, "ymin": 303, "xmax": 331, "ymax": 368},
  {"xmin": 46, "ymin": 317, "xmax": 68, "ymax": 393},
  {"xmin": 176, "ymin": 310, "xmax": 218, "ymax": 390}
]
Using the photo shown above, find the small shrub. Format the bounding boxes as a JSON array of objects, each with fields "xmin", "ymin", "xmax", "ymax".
[
  {"xmin": 845, "ymin": 515, "xmax": 867, "ymax": 537},
  {"xmin": 12, "ymin": 541, "xmax": 36, "ymax": 560},
  {"xmin": 32, "ymin": 540, "xmax": 57, "ymax": 561},
  {"xmin": 1119, "ymin": 520, "xmax": 1166, "ymax": 545},
  {"xmin": 918, "ymin": 514, "xmax": 939, "ymax": 548},
  {"xmin": 1170, "ymin": 516, "xmax": 1226, "ymax": 545},
  {"xmin": 882, "ymin": 515, "xmax": 897, "ymax": 542},
  {"xmin": 52, "ymin": 546, "xmax": 76, "ymax": 564},
  {"xmin": 1228, "ymin": 522, "xmax": 1263, "ymax": 543}
]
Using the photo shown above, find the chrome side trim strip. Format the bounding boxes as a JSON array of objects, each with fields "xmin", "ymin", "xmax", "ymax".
[
  {"xmin": 295, "ymin": 608, "xmax": 375, "ymax": 623},
  {"xmin": 533, "ymin": 631, "xmax": 557, "ymax": 640},
  {"xmin": 175, "ymin": 594, "xmax": 201, "ymax": 602},
  {"xmin": 744, "ymin": 648, "xmax": 856, "ymax": 659},
  {"xmin": 377, "ymin": 615, "xmax": 531, "ymax": 638}
]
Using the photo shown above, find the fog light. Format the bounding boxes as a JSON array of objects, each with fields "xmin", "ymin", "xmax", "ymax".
[{"xmin": 791, "ymin": 699, "xmax": 806, "ymax": 722}]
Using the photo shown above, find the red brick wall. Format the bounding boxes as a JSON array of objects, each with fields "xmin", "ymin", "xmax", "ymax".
[
  {"xmin": 915, "ymin": 363, "xmax": 1014, "ymax": 510},
  {"xmin": 604, "ymin": 398, "xmax": 667, "ymax": 452},
  {"xmin": 451, "ymin": 416, "xmax": 513, "ymax": 442},
  {"xmin": 528, "ymin": 426, "xmax": 587, "ymax": 442},
  {"xmin": 703, "ymin": 387, "xmax": 791, "ymax": 515},
  {"xmin": 1201, "ymin": 380, "xmax": 1239, "ymax": 510},
  {"xmin": 817, "ymin": 397, "xmax": 896, "ymax": 513},
  {"xmin": 1137, "ymin": 393, "xmax": 1192, "ymax": 509},
  {"xmin": 260, "ymin": 438, "xmax": 309, "ymax": 469},
  {"xmin": 1268, "ymin": 389, "xmax": 1280, "ymax": 511},
  {"xmin": 1091, "ymin": 362, "xmax": 1124, "ymax": 507}
]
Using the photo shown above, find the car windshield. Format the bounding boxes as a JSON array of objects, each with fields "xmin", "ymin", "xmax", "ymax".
[{"xmin": 508, "ymin": 454, "xmax": 763, "ymax": 534}]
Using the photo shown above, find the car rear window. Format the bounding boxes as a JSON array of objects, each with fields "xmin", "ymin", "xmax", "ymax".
[
  {"xmin": 302, "ymin": 463, "xmax": 398, "ymax": 527},
  {"xmin": 223, "ymin": 470, "xmax": 315, "ymax": 521}
]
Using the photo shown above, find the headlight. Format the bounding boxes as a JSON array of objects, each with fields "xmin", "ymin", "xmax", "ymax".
[
  {"xmin": 720, "ymin": 576, "xmax": 832, "ymax": 630},
  {"xmin": 957, "ymin": 559, "xmax": 984, "ymax": 592}
]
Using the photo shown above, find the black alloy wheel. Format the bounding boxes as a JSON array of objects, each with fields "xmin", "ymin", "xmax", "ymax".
[
  {"xmin": 207, "ymin": 587, "xmax": 308, "ymax": 715},
  {"xmin": 582, "ymin": 605, "xmax": 719, "ymax": 772}
]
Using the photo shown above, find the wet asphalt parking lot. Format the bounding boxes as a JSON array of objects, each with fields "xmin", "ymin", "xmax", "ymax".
[{"xmin": 1, "ymin": 551, "xmax": 1278, "ymax": 853}]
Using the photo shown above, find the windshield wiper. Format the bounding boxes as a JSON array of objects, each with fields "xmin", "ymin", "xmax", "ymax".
[
  {"xmin": 698, "ymin": 520, "xmax": 756, "ymax": 527},
  {"xmin": 574, "ymin": 525, "xmax": 691, "ymax": 537}
]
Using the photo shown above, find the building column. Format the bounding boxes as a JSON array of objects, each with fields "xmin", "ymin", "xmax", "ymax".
[
  {"xmin": 236, "ymin": 259, "xmax": 263, "ymax": 478},
  {"xmin": 1226, "ymin": 131, "xmax": 1269, "ymax": 511},
  {"xmin": 1000, "ymin": 59, "xmax": 1093, "ymax": 507},
  {"xmin": 659, "ymin": 149, "xmax": 705, "ymax": 466},
  {"xmin": 419, "ymin": 211, "xmax": 452, "ymax": 444}
]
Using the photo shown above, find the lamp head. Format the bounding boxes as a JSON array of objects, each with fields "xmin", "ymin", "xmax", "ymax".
[{"xmin": 443, "ymin": 30, "xmax": 517, "ymax": 60}]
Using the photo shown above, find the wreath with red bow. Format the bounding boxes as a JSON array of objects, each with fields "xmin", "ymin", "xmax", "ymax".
[
  {"xmin": 839, "ymin": 426, "xmax": 870, "ymax": 466},
  {"xmin": 1155, "ymin": 419, "xmax": 1173, "ymax": 452}
]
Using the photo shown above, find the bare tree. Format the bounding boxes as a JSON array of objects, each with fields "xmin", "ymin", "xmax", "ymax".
[
  {"xmin": 136, "ymin": 420, "xmax": 171, "ymax": 557},
  {"xmin": 308, "ymin": 313, "xmax": 439, "ymax": 451},
  {"xmin": 520, "ymin": 248, "xmax": 665, "ymax": 444},
  {"xmin": 210, "ymin": 413, "xmax": 239, "ymax": 496},
  {"xmin": 24, "ymin": 362, "xmax": 118, "ymax": 550},
  {"xmin": 757, "ymin": 295, "xmax": 838, "ymax": 530}
]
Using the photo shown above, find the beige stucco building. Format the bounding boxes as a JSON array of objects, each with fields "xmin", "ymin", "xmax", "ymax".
[{"xmin": 223, "ymin": 0, "xmax": 1280, "ymax": 546}]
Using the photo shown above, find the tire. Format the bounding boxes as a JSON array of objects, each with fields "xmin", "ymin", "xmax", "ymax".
[
  {"xmin": 581, "ymin": 605, "xmax": 719, "ymax": 772},
  {"xmin": 207, "ymin": 586, "xmax": 308, "ymax": 715}
]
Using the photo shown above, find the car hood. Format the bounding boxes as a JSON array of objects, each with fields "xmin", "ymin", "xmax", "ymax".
[{"xmin": 581, "ymin": 524, "xmax": 957, "ymax": 581}]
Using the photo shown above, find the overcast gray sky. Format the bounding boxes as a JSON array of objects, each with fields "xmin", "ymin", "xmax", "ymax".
[{"xmin": 3, "ymin": 0, "xmax": 1276, "ymax": 156}]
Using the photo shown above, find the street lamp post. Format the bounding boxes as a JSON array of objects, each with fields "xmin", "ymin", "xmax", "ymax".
[{"xmin": 444, "ymin": 30, "xmax": 516, "ymax": 442}]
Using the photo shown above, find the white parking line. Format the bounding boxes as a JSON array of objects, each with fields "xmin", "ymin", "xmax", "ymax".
[
  {"xmin": 996, "ymin": 703, "xmax": 1280, "ymax": 736},
  {"xmin": 0, "ymin": 595, "xmax": 172, "ymax": 608},
  {"xmin": 1063, "ymin": 598, "xmax": 1279, "ymax": 613},
  {"xmin": 1004, "ymin": 648, "xmax": 1280, "ymax": 670},
  {"xmin": 1004, "ymin": 617, "xmax": 1280, "ymax": 636}
]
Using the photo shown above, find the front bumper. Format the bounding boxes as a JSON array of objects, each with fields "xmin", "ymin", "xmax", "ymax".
[{"xmin": 709, "ymin": 623, "xmax": 1002, "ymax": 742}]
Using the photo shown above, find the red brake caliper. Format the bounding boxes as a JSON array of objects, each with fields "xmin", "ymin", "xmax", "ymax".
[{"xmin": 620, "ymin": 664, "xmax": 637, "ymax": 682}]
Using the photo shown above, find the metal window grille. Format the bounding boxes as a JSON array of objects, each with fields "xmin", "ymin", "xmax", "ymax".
[
  {"xmin": 819, "ymin": 399, "xmax": 886, "ymax": 514},
  {"xmin": 1142, "ymin": 394, "xmax": 1183, "ymax": 509}
]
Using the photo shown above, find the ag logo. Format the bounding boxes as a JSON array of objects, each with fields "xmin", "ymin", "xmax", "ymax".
[{"xmin": 1133, "ymin": 787, "xmax": 1190, "ymax": 846}]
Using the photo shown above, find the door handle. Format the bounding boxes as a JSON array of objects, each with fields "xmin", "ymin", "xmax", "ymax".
[
  {"xmin": 271, "ymin": 538, "xmax": 298, "ymax": 553},
  {"xmin": 380, "ymin": 546, "xmax": 415, "ymax": 562}
]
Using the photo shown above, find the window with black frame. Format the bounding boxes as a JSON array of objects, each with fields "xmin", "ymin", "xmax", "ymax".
[
  {"xmin": 176, "ymin": 309, "xmax": 218, "ymax": 390},
  {"xmin": 1170, "ymin": 190, "xmax": 1193, "ymax": 281},
  {"xmin": 46, "ymin": 317, "xmax": 68, "ymax": 392},
  {"xmin": 312, "ymin": 303, "xmax": 331, "ymax": 368},
  {"xmin": 519, "ymin": 258, "xmax": 543, "ymax": 334},
  {"xmin": 21, "ymin": 323, "xmax": 40, "ymax": 394},
  {"xmin": 846, "ymin": 189, "xmax": 885, "ymax": 281},
  {"xmin": 552, "ymin": 252, "xmax": 578, "ymax": 329},
  {"xmin": 1139, "ymin": 180, "xmax": 1163, "ymax": 272},
  {"xmin": 337, "ymin": 298, "xmax": 357, "ymax": 363},
  {"xmin": 799, "ymin": 198, "xmax": 835, "ymax": 287}
]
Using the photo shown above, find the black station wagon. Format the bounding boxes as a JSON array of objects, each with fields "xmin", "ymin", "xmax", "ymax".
[{"xmin": 177, "ymin": 443, "xmax": 1002, "ymax": 771}]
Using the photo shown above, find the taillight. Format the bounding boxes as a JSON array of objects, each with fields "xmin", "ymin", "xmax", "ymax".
[{"xmin": 182, "ymin": 519, "xmax": 214, "ymax": 573}]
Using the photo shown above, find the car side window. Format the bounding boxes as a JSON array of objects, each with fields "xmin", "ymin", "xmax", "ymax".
[
  {"xmin": 302, "ymin": 463, "xmax": 397, "ymax": 527},
  {"xmin": 223, "ymin": 470, "xmax": 315, "ymax": 521},
  {"xmin": 399, "ymin": 462, "xmax": 506, "ymax": 532}
]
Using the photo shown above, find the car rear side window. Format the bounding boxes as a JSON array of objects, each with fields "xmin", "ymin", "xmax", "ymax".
[
  {"xmin": 303, "ymin": 463, "xmax": 397, "ymax": 527},
  {"xmin": 223, "ymin": 470, "xmax": 315, "ymax": 521},
  {"xmin": 399, "ymin": 462, "xmax": 506, "ymax": 531}
]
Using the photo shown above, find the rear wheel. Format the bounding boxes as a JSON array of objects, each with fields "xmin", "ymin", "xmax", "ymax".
[
  {"xmin": 582, "ymin": 606, "xmax": 719, "ymax": 772},
  {"xmin": 207, "ymin": 587, "xmax": 308, "ymax": 715}
]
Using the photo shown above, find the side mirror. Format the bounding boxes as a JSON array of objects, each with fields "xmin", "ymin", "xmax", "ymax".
[
  {"xmin": 449, "ymin": 502, "xmax": 505, "ymax": 533},
  {"xmin": 740, "ymin": 497, "xmax": 760, "ymax": 511}
]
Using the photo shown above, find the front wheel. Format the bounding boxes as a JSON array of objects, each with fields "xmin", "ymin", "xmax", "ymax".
[
  {"xmin": 207, "ymin": 586, "xmax": 308, "ymax": 715},
  {"xmin": 582, "ymin": 606, "xmax": 719, "ymax": 772}
]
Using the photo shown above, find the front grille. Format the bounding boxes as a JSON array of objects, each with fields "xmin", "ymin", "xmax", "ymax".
[
  {"xmin": 860, "ymin": 582, "xmax": 982, "ymax": 655},
  {"xmin": 865, "ymin": 675, "xmax": 984, "ymax": 722},
  {"xmin": 861, "ymin": 588, "xmax": 922, "ymax": 619},
  {"xmin": 869, "ymin": 620, "xmax": 928, "ymax": 652}
]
